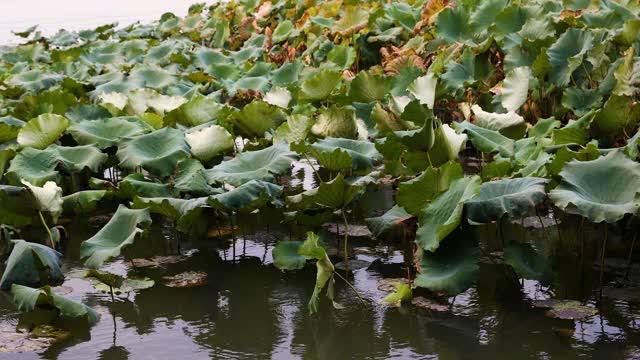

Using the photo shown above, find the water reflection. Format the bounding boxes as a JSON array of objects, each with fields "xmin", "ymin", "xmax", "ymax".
[{"xmin": 1, "ymin": 187, "xmax": 639, "ymax": 359}]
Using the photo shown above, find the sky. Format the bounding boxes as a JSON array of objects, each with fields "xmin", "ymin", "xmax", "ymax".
[{"xmin": 0, "ymin": 0, "xmax": 209, "ymax": 44}]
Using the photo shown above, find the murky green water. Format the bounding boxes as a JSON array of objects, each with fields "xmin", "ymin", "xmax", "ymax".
[{"xmin": 1, "ymin": 182, "xmax": 639, "ymax": 360}]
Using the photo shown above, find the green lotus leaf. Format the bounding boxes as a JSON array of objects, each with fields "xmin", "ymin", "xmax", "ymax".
[
  {"xmin": 529, "ymin": 117, "xmax": 561, "ymax": 138},
  {"xmin": 347, "ymin": 71, "xmax": 390, "ymax": 103},
  {"xmin": 591, "ymin": 95, "xmax": 640, "ymax": 139},
  {"xmin": 454, "ymin": 121, "xmax": 515, "ymax": 157},
  {"xmin": 272, "ymin": 61, "xmax": 304, "ymax": 86},
  {"xmin": 408, "ymin": 74, "xmax": 437, "ymax": 109},
  {"xmin": 231, "ymin": 100, "xmax": 286, "ymax": 138},
  {"xmin": 503, "ymin": 242, "xmax": 551, "ymax": 282},
  {"xmin": 397, "ymin": 161, "xmax": 464, "ymax": 216},
  {"xmin": 297, "ymin": 231, "xmax": 337, "ymax": 314},
  {"xmin": 500, "ymin": 66, "xmax": 531, "ymax": 112},
  {"xmin": 551, "ymin": 111, "xmax": 593, "ymax": 146},
  {"xmin": 287, "ymin": 173, "xmax": 364, "ymax": 210},
  {"xmin": 0, "ymin": 240, "xmax": 63, "ymax": 290},
  {"xmin": 415, "ymin": 234, "xmax": 479, "ymax": 295},
  {"xmin": 547, "ymin": 143, "xmax": 600, "ymax": 177},
  {"xmin": 119, "ymin": 173, "xmax": 171, "ymax": 199},
  {"xmin": 0, "ymin": 116, "xmax": 25, "ymax": 143},
  {"xmin": 426, "ymin": 124, "xmax": 468, "ymax": 166},
  {"xmin": 332, "ymin": 7, "xmax": 369, "ymax": 36},
  {"xmin": 21, "ymin": 180, "xmax": 63, "ymax": 223},
  {"xmin": 45, "ymin": 144, "xmax": 108, "ymax": 173},
  {"xmin": 172, "ymin": 159, "xmax": 219, "ymax": 196},
  {"xmin": 299, "ymin": 69, "xmax": 342, "ymax": 101},
  {"xmin": 10, "ymin": 284, "xmax": 99, "ymax": 325},
  {"xmin": 547, "ymin": 28, "xmax": 594, "ymax": 86},
  {"xmin": 132, "ymin": 196, "xmax": 208, "ymax": 233},
  {"xmin": 0, "ymin": 185, "xmax": 39, "ymax": 227},
  {"xmin": 466, "ymin": 177, "xmax": 549, "ymax": 223},
  {"xmin": 272, "ymin": 20, "xmax": 295, "ymax": 43},
  {"xmin": 296, "ymin": 137, "xmax": 382, "ymax": 171},
  {"xmin": 4, "ymin": 70, "xmax": 63, "ymax": 92},
  {"xmin": 67, "ymin": 117, "xmax": 154, "ymax": 149},
  {"xmin": 208, "ymin": 180, "xmax": 283, "ymax": 212},
  {"xmin": 365, "ymin": 205, "xmax": 413, "ymax": 238},
  {"xmin": 205, "ymin": 143, "xmax": 296, "ymax": 186},
  {"xmin": 327, "ymin": 45, "xmax": 356, "ymax": 69},
  {"xmin": 441, "ymin": 49, "xmax": 476, "ymax": 93},
  {"xmin": 561, "ymin": 87, "xmax": 602, "ymax": 116},
  {"xmin": 185, "ymin": 123, "xmax": 234, "ymax": 162},
  {"xmin": 435, "ymin": 6, "xmax": 471, "ymax": 44},
  {"xmin": 64, "ymin": 105, "xmax": 112, "ymax": 123},
  {"xmin": 389, "ymin": 116, "xmax": 436, "ymax": 153},
  {"xmin": 129, "ymin": 64, "xmax": 176, "ymax": 89},
  {"xmin": 272, "ymin": 241, "xmax": 306, "ymax": 271},
  {"xmin": 311, "ymin": 105, "xmax": 358, "ymax": 139},
  {"xmin": 17, "ymin": 114, "xmax": 70, "ymax": 150},
  {"xmin": 80, "ymin": 204, "xmax": 152, "ymax": 268},
  {"xmin": 472, "ymin": 105, "xmax": 526, "ymax": 139},
  {"xmin": 62, "ymin": 190, "xmax": 107, "ymax": 214},
  {"xmin": 164, "ymin": 94, "xmax": 227, "ymax": 128},
  {"xmin": 117, "ymin": 127, "xmax": 190, "ymax": 177},
  {"xmin": 0, "ymin": 143, "xmax": 17, "ymax": 182},
  {"xmin": 264, "ymin": 87, "xmax": 292, "ymax": 109},
  {"xmin": 549, "ymin": 151, "xmax": 640, "ymax": 223},
  {"xmin": 6, "ymin": 147, "xmax": 59, "ymax": 186},
  {"xmin": 273, "ymin": 114, "xmax": 313, "ymax": 144},
  {"xmin": 416, "ymin": 176, "xmax": 481, "ymax": 252}
]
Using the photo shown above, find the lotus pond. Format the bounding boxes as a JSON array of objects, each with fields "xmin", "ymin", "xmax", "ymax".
[{"xmin": 0, "ymin": 0, "xmax": 639, "ymax": 358}]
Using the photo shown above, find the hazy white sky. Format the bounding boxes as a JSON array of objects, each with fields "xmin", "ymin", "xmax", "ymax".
[{"xmin": 0, "ymin": 0, "xmax": 209, "ymax": 44}]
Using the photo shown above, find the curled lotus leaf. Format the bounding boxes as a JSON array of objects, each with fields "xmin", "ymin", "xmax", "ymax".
[
  {"xmin": 416, "ymin": 176, "xmax": 481, "ymax": 252},
  {"xmin": 294, "ymin": 137, "xmax": 382, "ymax": 171},
  {"xmin": 549, "ymin": 151, "xmax": 640, "ymax": 223},
  {"xmin": 17, "ymin": 114, "xmax": 70, "ymax": 150},
  {"xmin": 272, "ymin": 241, "xmax": 306, "ymax": 271},
  {"xmin": 185, "ymin": 123, "xmax": 234, "ymax": 162},
  {"xmin": 80, "ymin": 205, "xmax": 152, "ymax": 268},
  {"xmin": 208, "ymin": 180, "xmax": 283, "ymax": 213},
  {"xmin": 11, "ymin": 284, "xmax": 99, "ymax": 325},
  {"xmin": 0, "ymin": 240, "xmax": 64, "ymax": 290}
]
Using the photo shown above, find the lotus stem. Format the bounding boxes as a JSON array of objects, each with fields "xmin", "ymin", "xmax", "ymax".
[
  {"xmin": 624, "ymin": 233, "xmax": 637, "ymax": 280},
  {"xmin": 38, "ymin": 211, "xmax": 55, "ymax": 249},
  {"xmin": 230, "ymin": 214, "xmax": 237, "ymax": 264},
  {"xmin": 600, "ymin": 224, "xmax": 608, "ymax": 288},
  {"xmin": 333, "ymin": 271, "xmax": 367, "ymax": 306},
  {"xmin": 552, "ymin": 210, "xmax": 563, "ymax": 242},
  {"xmin": 303, "ymin": 152, "xmax": 323, "ymax": 184},
  {"xmin": 342, "ymin": 209, "xmax": 349, "ymax": 266}
]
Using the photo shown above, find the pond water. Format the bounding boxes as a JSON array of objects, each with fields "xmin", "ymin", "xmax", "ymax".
[{"xmin": 1, "ymin": 173, "xmax": 639, "ymax": 359}]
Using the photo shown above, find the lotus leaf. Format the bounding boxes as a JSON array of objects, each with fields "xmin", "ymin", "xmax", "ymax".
[
  {"xmin": 17, "ymin": 114, "xmax": 70, "ymax": 150},
  {"xmin": 117, "ymin": 127, "xmax": 190, "ymax": 177},
  {"xmin": 549, "ymin": 151, "xmax": 640, "ymax": 223},
  {"xmin": 0, "ymin": 240, "xmax": 63, "ymax": 290},
  {"xmin": 466, "ymin": 177, "xmax": 548, "ymax": 223},
  {"xmin": 10, "ymin": 284, "xmax": 99, "ymax": 325},
  {"xmin": 206, "ymin": 143, "xmax": 296, "ymax": 186},
  {"xmin": 80, "ymin": 205, "xmax": 152, "ymax": 268},
  {"xmin": 416, "ymin": 176, "xmax": 481, "ymax": 252}
]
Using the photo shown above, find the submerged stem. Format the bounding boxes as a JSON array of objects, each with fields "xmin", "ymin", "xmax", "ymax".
[
  {"xmin": 333, "ymin": 271, "xmax": 367, "ymax": 306},
  {"xmin": 624, "ymin": 233, "xmax": 637, "ymax": 280},
  {"xmin": 38, "ymin": 211, "xmax": 55, "ymax": 248},
  {"xmin": 342, "ymin": 209, "xmax": 349, "ymax": 266},
  {"xmin": 600, "ymin": 224, "xmax": 608, "ymax": 288}
]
